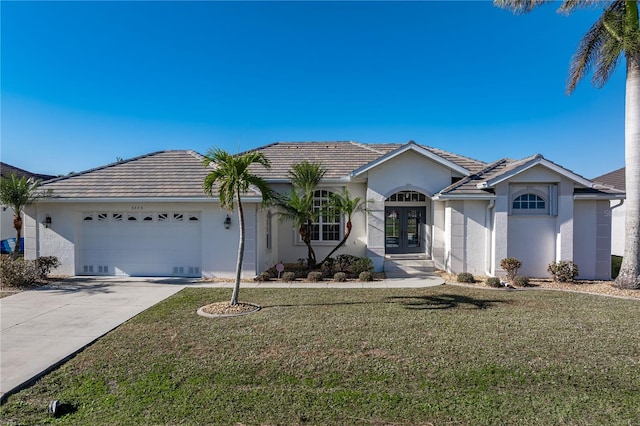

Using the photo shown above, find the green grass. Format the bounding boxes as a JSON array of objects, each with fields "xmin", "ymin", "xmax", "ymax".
[{"xmin": 2, "ymin": 286, "xmax": 639, "ymax": 425}]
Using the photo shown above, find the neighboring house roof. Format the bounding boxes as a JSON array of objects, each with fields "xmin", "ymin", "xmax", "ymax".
[
  {"xmin": 247, "ymin": 141, "xmax": 486, "ymax": 180},
  {"xmin": 0, "ymin": 162, "xmax": 56, "ymax": 181},
  {"xmin": 39, "ymin": 150, "xmax": 262, "ymax": 200},
  {"xmin": 592, "ymin": 167, "xmax": 625, "ymax": 191}
]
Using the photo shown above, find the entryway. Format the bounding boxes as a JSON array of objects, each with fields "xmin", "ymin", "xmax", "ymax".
[{"xmin": 384, "ymin": 206, "xmax": 426, "ymax": 255}]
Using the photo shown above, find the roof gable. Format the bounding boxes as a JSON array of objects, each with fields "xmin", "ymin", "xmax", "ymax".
[
  {"xmin": 476, "ymin": 154, "xmax": 594, "ymax": 189},
  {"xmin": 351, "ymin": 141, "xmax": 472, "ymax": 178}
]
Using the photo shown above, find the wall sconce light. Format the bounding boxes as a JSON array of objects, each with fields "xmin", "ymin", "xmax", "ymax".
[
  {"xmin": 224, "ymin": 215, "xmax": 231, "ymax": 229},
  {"xmin": 44, "ymin": 215, "xmax": 52, "ymax": 229}
]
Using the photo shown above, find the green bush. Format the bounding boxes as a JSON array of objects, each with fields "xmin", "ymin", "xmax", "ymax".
[
  {"xmin": 485, "ymin": 277, "xmax": 502, "ymax": 288},
  {"xmin": 255, "ymin": 272, "xmax": 272, "ymax": 282},
  {"xmin": 335, "ymin": 254, "xmax": 359, "ymax": 273},
  {"xmin": 333, "ymin": 272, "xmax": 347, "ymax": 282},
  {"xmin": 500, "ymin": 257, "xmax": 522, "ymax": 283},
  {"xmin": 358, "ymin": 271, "xmax": 374, "ymax": 282},
  {"xmin": 1, "ymin": 255, "xmax": 40, "ymax": 287},
  {"xmin": 352, "ymin": 257, "xmax": 374, "ymax": 276},
  {"xmin": 34, "ymin": 256, "xmax": 60, "ymax": 278},
  {"xmin": 612, "ymin": 255, "xmax": 622, "ymax": 279},
  {"xmin": 282, "ymin": 271, "xmax": 296, "ymax": 282},
  {"xmin": 514, "ymin": 276, "xmax": 530, "ymax": 287},
  {"xmin": 457, "ymin": 272, "xmax": 475, "ymax": 283},
  {"xmin": 307, "ymin": 271, "xmax": 324, "ymax": 282},
  {"xmin": 548, "ymin": 260, "xmax": 579, "ymax": 283}
]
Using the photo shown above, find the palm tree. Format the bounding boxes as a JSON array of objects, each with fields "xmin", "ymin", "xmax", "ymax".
[
  {"xmin": 202, "ymin": 148, "xmax": 273, "ymax": 305},
  {"xmin": 319, "ymin": 189, "xmax": 369, "ymax": 265},
  {"xmin": 0, "ymin": 173, "xmax": 45, "ymax": 258},
  {"xmin": 273, "ymin": 161, "xmax": 327, "ymax": 269},
  {"xmin": 495, "ymin": 0, "xmax": 640, "ymax": 289}
]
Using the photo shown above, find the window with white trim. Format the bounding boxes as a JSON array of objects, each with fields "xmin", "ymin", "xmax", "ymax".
[
  {"xmin": 511, "ymin": 191, "xmax": 549, "ymax": 215},
  {"xmin": 310, "ymin": 190, "xmax": 341, "ymax": 242}
]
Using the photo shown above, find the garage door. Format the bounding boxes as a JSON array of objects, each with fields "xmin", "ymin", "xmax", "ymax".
[{"xmin": 80, "ymin": 211, "xmax": 202, "ymax": 277}]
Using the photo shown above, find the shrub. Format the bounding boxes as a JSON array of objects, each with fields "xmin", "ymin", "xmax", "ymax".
[
  {"xmin": 321, "ymin": 258, "xmax": 335, "ymax": 277},
  {"xmin": 282, "ymin": 271, "xmax": 296, "ymax": 282},
  {"xmin": 1, "ymin": 256, "xmax": 40, "ymax": 287},
  {"xmin": 34, "ymin": 256, "xmax": 60, "ymax": 278},
  {"xmin": 500, "ymin": 257, "xmax": 522, "ymax": 283},
  {"xmin": 255, "ymin": 272, "xmax": 272, "ymax": 282},
  {"xmin": 457, "ymin": 272, "xmax": 475, "ymax": 283},
  {"xmin": 612, "ymin": 255, "xmax": 622, "ymax": 279},
  {"xmin": 351, "ymin": 257, "xmax": 374, "ymax": 276},
  {"xmin": 548, "ymin": 260, "xmax": 579, "ymax": 282},
  {"xmin": 485, "ymin": 277, "xmax": 502, "ymax": 288},
  {"xmin": 335, "ymin": 254, "xmax": 359, "ymax": 273},
  {"xmin": 358, "ymin": 271, "xmax": 374, "ymax": 282},
  {"xmin": 333, "ymin": 272, "xmax": 347, "ymax": 282},
  {"xmin": 513, "ymin": 276, "xmax": 530, "ymax": 287},
  {"xmin": 307, "ymin": 271, "xmax": 324, "ymax": 282}
]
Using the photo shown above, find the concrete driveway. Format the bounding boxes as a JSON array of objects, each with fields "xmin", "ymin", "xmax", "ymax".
[{"xmin": 0, "ymin": 277, "xmax": 189, "ymax": 403}]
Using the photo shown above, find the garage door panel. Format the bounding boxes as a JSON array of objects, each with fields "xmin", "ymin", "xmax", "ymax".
[{"xmin": 80, "ymin": 212, "xmax": 201, "ymax": 277}]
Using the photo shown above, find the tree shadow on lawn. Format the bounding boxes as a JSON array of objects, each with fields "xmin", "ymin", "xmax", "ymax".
[
  {"xmin": 262, "ymin": 294, "xmax": 508, "ymax": 311},
  {"xmin": 388, "ymin": 293, "xmax": 509, "ymax": 310}
]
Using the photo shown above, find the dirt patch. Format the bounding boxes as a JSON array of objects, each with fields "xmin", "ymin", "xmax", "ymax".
[{"xmin": 198, "ymin": 301, "xmax": 261, "ymax": 317}]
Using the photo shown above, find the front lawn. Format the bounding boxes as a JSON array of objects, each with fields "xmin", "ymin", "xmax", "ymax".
[{"xmin": 2, "ymin": 286, "xmax": 639, "ymax": 425}]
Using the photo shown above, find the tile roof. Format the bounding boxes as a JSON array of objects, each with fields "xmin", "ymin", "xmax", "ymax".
[
  {"xmin": 592, "ymin": 167, "xmax": 625, "ymax": 191},
  {"xmin": 40, "ymin": 151, "xmax": 221, "ymax": 199},
  {"xmin": 247, "ymin": 141, "xmax": 487, "ymax": 179},
  {"xmin": 0, "ymin": 162, "xmax": 56, "ymax": 181}
]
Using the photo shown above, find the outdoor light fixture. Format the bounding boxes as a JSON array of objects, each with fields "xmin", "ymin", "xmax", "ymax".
[
  {"xmin": 224, "ymin": 215, "xmax": 231, "ymax": 229},
  {"xmin": 44, "ymin": 215, "xmax": 52, "ymax": 229}
]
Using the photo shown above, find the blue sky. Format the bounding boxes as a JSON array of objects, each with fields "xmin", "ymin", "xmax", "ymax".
[{"xmin": 1, "ymin": 1, "xmax": 626, "ymax": 178}]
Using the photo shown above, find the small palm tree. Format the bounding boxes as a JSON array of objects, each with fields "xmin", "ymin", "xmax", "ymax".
[
  {"xmin": 495, "ymin": 0, "xmax": 640, "ymax": 289},
  {"xmin": 273, "ymin": 161, "xmax": 327, "ymax": 269},
  {"xmin": 202, "ymin": 148, "xmax": 273, "ymax": 305},
  {"xmin": 0, "ymin": 173, "xmax": 46, "ymax": 258},
  {"xmin": 320, "ymin": 189, "xmax": 370, "ymax": 265}
]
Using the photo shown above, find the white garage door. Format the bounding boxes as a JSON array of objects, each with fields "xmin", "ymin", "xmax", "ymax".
[{"xmin": 80, "ymin": 211, "xmax": 202, "ymax": 277}]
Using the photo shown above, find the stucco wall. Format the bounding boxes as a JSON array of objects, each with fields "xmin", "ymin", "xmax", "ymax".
[
  {"xmin": 25, "ymin": 201, "xmax": 257, "ymax": 279},
  {"xmin": 610, "ymin": 200, "xmax": 625, "ymax": 257},
  {"xmin": 1, "ymin": 207, "xmax": 16, "ymax": 241}
]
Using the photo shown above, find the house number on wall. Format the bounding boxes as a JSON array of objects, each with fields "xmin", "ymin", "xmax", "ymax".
[{"xmin": 131, "ymin": 206, "xmax": 144, "ymax": 211}]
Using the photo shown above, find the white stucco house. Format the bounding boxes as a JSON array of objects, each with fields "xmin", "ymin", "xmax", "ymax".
[
  {"xmin": 24, "ymin": 141, "xmax": 624, "ymax": 280},
  {"xmin": 593, "ymin": 167, "xmax": 626, "ymax": 257}
]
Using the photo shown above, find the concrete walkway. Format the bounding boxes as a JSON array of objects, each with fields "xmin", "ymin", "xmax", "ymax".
[{"xmin": 0, "ymin": 274, "xmax": 443, "ymax": 402}]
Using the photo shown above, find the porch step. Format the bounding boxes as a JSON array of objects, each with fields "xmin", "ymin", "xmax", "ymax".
[{"xmin": 384, "ymin": 255, "xmax": 435, "ymax": 278}]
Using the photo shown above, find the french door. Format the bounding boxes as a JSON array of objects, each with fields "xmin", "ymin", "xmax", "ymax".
[{"xmin": 384, "ymin": 206, "xmax": 426, "ymax": 254}]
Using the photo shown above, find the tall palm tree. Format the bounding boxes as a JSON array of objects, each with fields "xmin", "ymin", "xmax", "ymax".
[
  {"xmin": 319, "ymin": 189, "xmax": 369, "ymax": 265},
  {"xmin": 202, "ymin": 148, "xmax": 273, "ymax": 305},
  {"xmin": 495, "ymin": 0, "xmax": 640, "ymax": 289},
  {"xmin": 273, "ymin": 161, "xmax": 327, "ymax": 269},
  {"xmin": 0, "ymin": 173, "xmax": 45, "ymax": 259}
]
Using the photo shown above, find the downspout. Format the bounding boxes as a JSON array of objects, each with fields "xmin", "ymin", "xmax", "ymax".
[
  {"xmin": 610, "ymin": 199, "xmax": 624, "ymax": 212},
  {"xmin": 485, "ymin": 200, "xmax": 496, "ymax": 277}
]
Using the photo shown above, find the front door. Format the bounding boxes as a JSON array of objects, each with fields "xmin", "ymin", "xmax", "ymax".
[{"xmin": 385, "ymin": 206, "xmax": 426, "ymax": 254}]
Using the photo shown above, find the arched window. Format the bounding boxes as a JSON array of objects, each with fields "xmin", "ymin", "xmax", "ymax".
[
  {"xmin": 512, "ymin": 192, "xmax": 548, "ymax": 215},
  {"xmin": 311, "ymin": 190, "xmax": 340, "ymax": 241}
]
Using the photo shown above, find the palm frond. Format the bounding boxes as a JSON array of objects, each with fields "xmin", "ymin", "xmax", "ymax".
[
  {"xmin": 567, "ymin": 1, "xmax": 626, "ymax": 93},
  {"xmin": 493, "ymin": 0, "xmax": 550, "ymax": 14},
  {"xmin": 287, "ymin": 161, "xmax": 327, "ymax": 193}
]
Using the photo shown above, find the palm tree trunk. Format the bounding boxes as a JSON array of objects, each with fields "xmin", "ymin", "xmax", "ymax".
[
  {"xmin": 320, "ymin": 221, "xmax": 352, "ymax": 265},
  {"xmin": 615, "ymin": 51, "xmax": 640, "ymax": 289},
  {"xmin": 231, "ymin": 187, "xmax": 244, "ymax": 305},
  {"xmin": 13, "ymin": 214, "xmax": 22, "ymax": 259}
]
